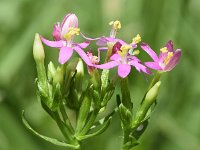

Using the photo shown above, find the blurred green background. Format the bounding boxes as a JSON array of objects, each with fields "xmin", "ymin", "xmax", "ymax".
[{"xmin": 0, "ymin": 0, "xmax": 200, "ymax": 150}]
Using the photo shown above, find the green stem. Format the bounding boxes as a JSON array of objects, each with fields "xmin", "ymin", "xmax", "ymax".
[
  {"xmin": 147, "ymin": 71, "xmax": 161, "ymax": 91},
  {"xmin": 120, "ymin": 77, "xmax": 132, "ymax": 111}
]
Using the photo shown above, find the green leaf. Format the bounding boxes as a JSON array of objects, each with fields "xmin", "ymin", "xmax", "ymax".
[
  {"xmin": 21, "ymin": 110, "xmax": 80, "ymax": 149},
  {"xmin": 76, "ymin": 116, "xmax": 112, "ymax": 141}
]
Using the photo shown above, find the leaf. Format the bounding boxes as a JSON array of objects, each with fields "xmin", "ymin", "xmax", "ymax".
[
  {"xmin": 76, "ymin": 116, "xmax": 112, "ymax": 141},
  {"xmin": 21, "ymin": 110, "xmax": 80, "ymax": 149}
]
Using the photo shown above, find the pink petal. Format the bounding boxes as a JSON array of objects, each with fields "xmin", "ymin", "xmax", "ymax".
[
  {"xmin": 61, "ymin": 14, "xmax": 78, "ymax": 39},
  {"xmin": 130, "ymin": 61, "xmax": 152, "ymax": 74},
  {"xmin": 95, "ymin": 61, "xmax": 118, "ymax": 69},
  {"xmin": 164, "ymin": 49, "xmax": 182, "ymax": 71},
  {"xmin": 110, "ymin": 54, "xmax": 121, "ymax": 61},
  {"xmin": 73, "ymin": 46, "xmax": 93, "ymax": 66},
  {"xmin": 80, "ymin": 32, "xmax": 101, "ymax": 41},
  {"xmin": 75, "ymin": 41, "xmax": 90, "ymax": 48},
  {"xmin": 145, "ymin": 62, "xmax": 162, "ymax": 70},
  {"xmin": 59, "ymin": 47, "xmax": 73, "ymax": 64},
  {"xmin": 141, "ymin": 43, "xmax": 159, "ymax": 62},
  {"xmin": 118, "ymin": 64, "xmax": 131, "ymax": 78},
  {"xmin": 165, "ymin": 40, "xmax": 174, "ymax": 52},
  {"xmin": 127, "ymin": 55, "xmax": 141, "ymax": 62},
  {"xmin": 61, "ymin": 13, "xmax": 72, "ymax": 28},
  {"xmin": 40, "ymin": 36, "xmax": 64, "ymax": 48},
  {"xmin": 96, "ymin": 37, "xmax": 115, "ymax": 46},
  {"xmin": 117, "ymin": 39, "xmax": 127, "ymax": 45}
]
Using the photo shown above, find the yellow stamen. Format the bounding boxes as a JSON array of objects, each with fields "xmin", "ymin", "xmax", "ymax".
[
  {"xmin": 164, "ymin": 52, "xmax": 173, "ymax": 65},
  {"xmin": 109, "ymin": 20, "xmax": 121, "ymax": 30},
  {"xmin": 132, "ymin": 34, "xmax": 141, "ymax": 44},
  {"xmin": 118, "ymin": 45, "xmax": 132, "ymax": 58},
  {"xmin": 133, "ymin": 50, "xmax": 140, "ymax": 55},
  {"xmin": 160, "ymin": 47, "xmax": 168, "ymax": 53},
  {"xmin": 64, "ymin": 27, "xmax": 80, "ymax": 41}
]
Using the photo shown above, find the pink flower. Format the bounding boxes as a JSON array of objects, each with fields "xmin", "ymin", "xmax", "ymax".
[
  {"xmin": 141, "ymin": 41, "xmax": 182, "ymax": 72},
  {"xmin": 40, "ymin": 13, "xmax": 92, "ymax": 66},
  {"xmin": 95, "ymin": 41, "xmax": 151, "ymax": 78}
]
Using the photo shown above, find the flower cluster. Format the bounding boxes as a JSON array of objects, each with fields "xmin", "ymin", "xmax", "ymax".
[
  {"xmin": 28, "ymin": 13, "xmax": 182, "ymax": 150},
  {"xmin": 41, "ymin": 13, "xmax": 181, "ymax": 78}
]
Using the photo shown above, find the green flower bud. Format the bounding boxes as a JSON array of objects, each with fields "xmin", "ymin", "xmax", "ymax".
[
  {"xmin": 47, "ymin": 61, "xmax": 56, "ymax": 82},
  {"xmin": 33, "ymin": 33, "xmax": 45, "ymax": 62},
  {"xmin": 145, "ymin": 81, "xmax": 161, "ymax": 104},
  {"xmin": 132, "ymin": 81, "xmax": 161, "ymax": 129},
  {"xmin": 53, "ymin": 67, "xmax": 64, "ymax": 86},
  {"xmin": 75, "ymin": 59, "xmax": 84, "ymax": 94}
]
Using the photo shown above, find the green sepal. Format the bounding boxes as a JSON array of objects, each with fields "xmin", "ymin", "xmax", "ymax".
[
  {"xmin": 101, "ymin": 89, "xmax": 114, "ymax": 107},
  {"xmin": 76, "ymin": 116, "xmax": 112, "ymax": 141},
  {"xmin": 118, "ymin": 104, "xmax": 132, "ymax": 128},
  {"xmin": 50, "ymin": 83, "xmax": 62, "ymax": 111},
  {"xmin": 101, "ymin": 81, "xmax": 115, "ymax": 107},
  {"xmin": 22, "ymin": 110, "xmax": 80, "ymax": 149},
  {"xmin": 90, "ymin": 69, "xmax": 101, "ymax": 90},
  {"xmin": 63, "ymin": 58, "xmax": 79, "ymax": 94},
  {"xmin": 65, "ymin": 75, "xmax": 79, "ymax": 110},
  {"xmin": 76, "ymin": 93, "xmax": 91, "ymax": 133},
  {"xmin": 78, "ymin": 109, "xmax": 99, "ymax": 135},
  {"xmin": 89, "ymin": 86, "xmax": 101, "ymax": 107}
]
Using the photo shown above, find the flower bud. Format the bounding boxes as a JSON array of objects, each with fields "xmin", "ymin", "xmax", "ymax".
[
  {"xmin": 33, "ymin": 33, "xmax": 45, "ymax": 62},
  {"xmin": 75, "ymin": 59, "xmax": 84, "ymax": 94},
  {"xmin": 53, "ymin": 67, "xmax": 64, "ymax": 85},
  {"xmin": 145, "ymin": 81, "xmax": 161, "ymax": 104},
  {"xmin": 60, "ymin": 13, "xmax": 78, "ymax": 39},
  {"xmin": 47, "ymin": 61, "xmax": 56, "ymax": 82}
]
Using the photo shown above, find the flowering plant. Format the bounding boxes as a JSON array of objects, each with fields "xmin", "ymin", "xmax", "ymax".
[{"xmin": 22, "ymin": 13, "xmax": 181, "ymax": 150}]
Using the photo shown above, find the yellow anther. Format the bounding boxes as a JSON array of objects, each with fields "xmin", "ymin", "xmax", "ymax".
[
  {"xmin": 132, "ymin": 34, "xmax": 141, "ymax": 44},
  {"xmin": 64, "ymin": 27, "xmax": 80, "ymax": 40},
  {"xmin": 109, "ymin": 20, "xmax": 121, "ymax": 30},
  {"xmin": 133, "ymin": 50, "xmax": 140, "ymax": 55},
  {"xmin": 118, "ymin": 45, "xmax": 132, "ymax": 58},
  {"xmin": 164, "ymin": 52, "xmax": 173, "ymax": 65},
  {"xmin": 160, "ymin": 47, "xmax": 168, "ymax": 53},
  {"xmin": 121, "ymin": 45, "xmax": 132, "ymax": 51}
]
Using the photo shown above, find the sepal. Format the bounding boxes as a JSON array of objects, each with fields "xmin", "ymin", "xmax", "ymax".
[
  {"xmin": 76, "ymin": 93, "xmax": 91, "ymax": 133},
  {"xmin": 118, "ymin": 104, "xmax": 132, "ymax": 128}
]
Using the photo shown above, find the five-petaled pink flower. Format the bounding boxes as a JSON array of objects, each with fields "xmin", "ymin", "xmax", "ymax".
[
  {"xmin": 95, "ymin": 41, "xmax": 151, "ymax": 78},
  {"xmin": 141, "ymin": 41, "xmax": 182, "ymax": 72},
  {"xmin": 40, "ymin": 13, "xmax": 93, "ymax": 66}
]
